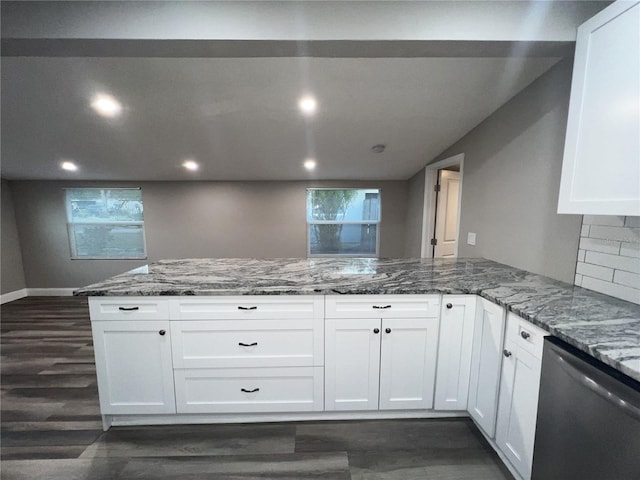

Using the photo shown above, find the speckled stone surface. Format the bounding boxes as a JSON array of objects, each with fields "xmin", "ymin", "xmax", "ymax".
[{"xmin": 74, "ymin": 257, "xmax": 640, "ymax": 382}]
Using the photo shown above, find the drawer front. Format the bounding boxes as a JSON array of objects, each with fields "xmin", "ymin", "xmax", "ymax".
[
  {"xmin": 171, "ymin": 320, "xmax": 318, "ymax": 368},
  {"xmin": 170, "ymin": 296, "xmax": 320, "ymax": 320},
  {"xmin": 89, "ymin": 297, "xmax": 170, "ymax": 321},
  {"xmin": 325, "ymin": 295, "xmax": 440, "ymax": 319},
  {"xmin": 506, "ymin": 312, "xmax": 548, "ymax": 359},
  {"xmin": 174, "ymin": 366, "xmax": 324, "ymax": 413}
]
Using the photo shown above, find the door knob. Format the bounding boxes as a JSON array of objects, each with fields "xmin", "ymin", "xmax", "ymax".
[
  {"xmin": 385, "ymin": 328, "xmax": 391, "ymax": 334},
  {"xmin": 503, "ymin": 349, "xmax": 512, "ymax": 358},
  {"xmin": 520, "ymin": 331, "xmax": 531, "ymax": 340},
  {"xmin": 373, "ymin": 328, "xmax": 380, "ymax": 334},
  {"xmin": 446, "ymin": 303, "xmax": 453, "ymax": 309},
  {"xmin": 159, "ymin": 330, "xmax": 166, "ymax": 336}
]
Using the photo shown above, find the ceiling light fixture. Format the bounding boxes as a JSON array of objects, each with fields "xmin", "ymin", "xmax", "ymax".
[
  {"xmin": 90, "ymin": 93, "xmax": 122, "ymax": 118},
  {"xmin": 183, "ymin": 160, "xmax": 199, "ymax": 171},
  {"xmin": 303, "ymin": 158, "xmax": 317, "ymax": 171},
  {"xmin": 298, "ymin": 95, "xmax": 317, "ymax": 116},
  {"xmin": 371, "ymin": 144, "xmax": 386, "ymax": 154},
  {"xmin": 61, "ymin": 161, "xmax": 78, "ymax": 172}
]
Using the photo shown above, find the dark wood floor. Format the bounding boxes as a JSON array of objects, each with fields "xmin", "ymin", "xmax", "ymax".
[{"xmin": 1, "ymin": 296, "xmax": 513, "ymax": 479}]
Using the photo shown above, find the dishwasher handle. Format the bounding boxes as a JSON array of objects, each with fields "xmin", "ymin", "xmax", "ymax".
[{"xmin": 555, "ymin": 347, "xmax": 640, "ymax": 422}]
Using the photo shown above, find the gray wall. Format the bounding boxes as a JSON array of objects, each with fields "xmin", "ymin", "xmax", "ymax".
[
  {"xmin": 427, "ymin": 59, "xmax": 583, "ymax": 283},
  {"xmin": 1, "ymin": 179, "xmax": 27, "ymax": 294},
  {"xmin": 10, "ymin": 180, "xmax": 408, "ymax": 288},
  {"xmin": 404, "ymin": 169, "xmax": 426, "ymax": 257}
]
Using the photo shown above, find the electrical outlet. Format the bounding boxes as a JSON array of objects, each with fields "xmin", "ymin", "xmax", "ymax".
[{"xmin": 467, "ymin": 232, "xmax": 477, "ymax": 246}]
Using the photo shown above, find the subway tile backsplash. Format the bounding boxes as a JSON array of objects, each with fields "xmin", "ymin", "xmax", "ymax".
[{"xmin": 575, "ymin": 216, "xmax": 640, "ymax": 305}]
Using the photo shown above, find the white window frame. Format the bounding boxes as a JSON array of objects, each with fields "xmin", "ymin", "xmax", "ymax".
[
  {"xmin": 65, "ymin": 188, "xmax": 148, "ymax": 260},
  {"xmin": 306, "ymin": 188, "xmax": 381, "ymax": 258}
]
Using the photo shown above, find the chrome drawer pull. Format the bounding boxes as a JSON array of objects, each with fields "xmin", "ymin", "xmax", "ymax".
[
  {"xmin": 118, "ymin": 306, "xmax": 139, "ymax": 311},
  {"xmin": 241, "ymin": 388, "xmax": 259, "ymax": 393},
  {"xmin": 372, "ymin": 305, "xmax": 392, "ymax": 309},
  {"xmin": 238, "ymin": 342, "xmax": 258, "ymax": 347},
  {"xmin": 238, "ymin": 306, "xmax": 257, "ymax": 310}
]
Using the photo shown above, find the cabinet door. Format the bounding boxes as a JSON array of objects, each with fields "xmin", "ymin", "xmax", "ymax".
[
  {"xmin": 434, "ymin": 295, "xmax": 476, "ymax": 410},
  {"xmin": 325, "ymin": 318, "xmax": 381, "ymax": 411},
  {"xmin": 379, "ymin": 317, "xmax": 439, "ymax": 410},
  {"xmin": 467, "ymin": 298, "xmax": 505, "ymax": 437},
  {"xmin": 496, "ymin": 340, "xmax": 542, "ymax": 480},
  {"xmin": 92, "ymin": 321, "xmax": 176, "ymax": 414},
  {"xmin": 558, "ymin": 1, "xmax": 640, "ymax": 215}
]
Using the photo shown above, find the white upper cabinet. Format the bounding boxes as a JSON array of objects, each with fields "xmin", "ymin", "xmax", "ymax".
[{"xmin": 557, "ymin": 1, "xmax": 640, "ymax": 216}]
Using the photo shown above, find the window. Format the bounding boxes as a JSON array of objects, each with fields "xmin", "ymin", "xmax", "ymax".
[
  {"xmin": 65, "ymin": 188, "xmax": 147, "ymax": 259},
  {"xmin": 307, "ymin": 188, "xmax": 381, "ymax": 257}
]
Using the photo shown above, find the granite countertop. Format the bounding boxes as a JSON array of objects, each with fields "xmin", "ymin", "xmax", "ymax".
[{"xmin": 74, "ymin": 257, "xmax": 640, "ymax": 382}]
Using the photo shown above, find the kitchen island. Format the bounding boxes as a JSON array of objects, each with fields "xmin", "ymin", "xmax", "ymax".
[
  {"xmin": 75, "ymin": 257, "xmax": 640, "ymax": 382},
  {"xmin": 75, "ymin": 257, "xmax": 640, "ymax": 480}
]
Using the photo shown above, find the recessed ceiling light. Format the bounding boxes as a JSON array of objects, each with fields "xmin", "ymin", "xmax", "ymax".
[
  {"xmin": 90, "ymin": 94, "xmax": 122, "ymax": 118},
  {"xmin": 303, "ymin": 158, "xmax": 317, "ymax": 171},
  {"xmin": 298, "ymin": 95, "xmax": 317, "ymax": 116},
  {"xmin": 183, "ymin": 160, "xmax": 199, "ymax": 171},
  {"xmin": 61, "ymin": 161, "xmax": 78, "ymax": 172},
  {"xmin": 371, "ymin": 144, "xmax": 386, "ymax": 153}
]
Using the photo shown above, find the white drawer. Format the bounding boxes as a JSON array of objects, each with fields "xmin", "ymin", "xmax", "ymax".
[
  {"xmin": 325, "ymin": 295, "xmax": 440, "ymax": 319},
  {"xmin": 174, "ymin": 366, "xmax": 324, "ymax": 413},
  {"xmin": 171, "ymin": 320, "xmax": 321, "ymax": 368},
  {"xmin": 169, "ymin": 296, "xmax": 320, "ymax": 320},
  {"xmin": 506, "ymin": 312, "xmax": 548, "ymax": 359},
  {"xmin": 89, "ymin": 297, "xmax": 170, "ymax": 321}
]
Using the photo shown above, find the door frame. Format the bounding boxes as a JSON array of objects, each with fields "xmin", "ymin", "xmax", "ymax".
[{"xmin": 420, "ymin": 153, "xmax": 464, "ymax": 258}]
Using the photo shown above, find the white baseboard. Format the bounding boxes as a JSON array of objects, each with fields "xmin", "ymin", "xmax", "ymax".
[
  {"xmin": 0, "ymin": 288, "xmax": 28, "ymax": 304},
  {"xmin": 26, "ymin": 288, "xmax": 77, "ymax": 297}
]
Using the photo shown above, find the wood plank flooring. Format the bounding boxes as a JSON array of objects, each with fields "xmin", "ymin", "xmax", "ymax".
[{"xmin": 1, "ymin": 296, "xmax": 513, "ymax": 479}]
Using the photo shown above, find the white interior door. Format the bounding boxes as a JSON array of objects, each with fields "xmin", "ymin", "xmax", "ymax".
[{"xmin": 434, "ymin": 170, "xmax": 461, "ymax": 257}]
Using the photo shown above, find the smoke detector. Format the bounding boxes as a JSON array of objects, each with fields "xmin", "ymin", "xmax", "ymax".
[{"xmin": 371, "ymin": 144, "xmax": 386, "ymax": 153}]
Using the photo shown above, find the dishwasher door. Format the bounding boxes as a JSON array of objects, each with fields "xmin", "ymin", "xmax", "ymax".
[{"xmin": 531, "ymin": 337, "xmax": 640, "ymax": 480}]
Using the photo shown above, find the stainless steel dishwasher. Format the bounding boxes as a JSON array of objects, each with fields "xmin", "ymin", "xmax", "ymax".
[{"xmin": 531, "ymin": 336, "xmax": 640, "ymax": 480}]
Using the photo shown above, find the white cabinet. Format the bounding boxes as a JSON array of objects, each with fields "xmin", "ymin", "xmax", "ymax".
[
  {"xmin": 91, "ymin": 320, "xmax": 176, "ymax": 415},
  {"xmin": 379, "ymin": 318, "xmax": 440, "ymax": 410},
  {"xmin": 325, "ymin": 317, "xmax": 439, "ymax": 411},
  {"xmin": 558, "ymin": 1, "xmax": 640, "ymax": 215},
  {"xmin": 174, "ymin": 367, "xmax": 323, "ymax": 413},
  {"xmin": 467, "ymin": 298, "xmax": 505, "ymax": 438},
  {"xmin": 170, "ymin": 296, "xmax": 324, "ymax": 414},
  {"xmin": 495, "ymin": 313, "xmax": 548, "ymax": 480},
  {"xmin": 434, "ymin": 295, "xmax": 476, "ymax": 410},
  {"xmin": 324, "ymin": 295, "xmax": 440, "ymax": 411},
  {"xmin": 324, "ymin": 318, "xmax": 381, "ymax": 411}
]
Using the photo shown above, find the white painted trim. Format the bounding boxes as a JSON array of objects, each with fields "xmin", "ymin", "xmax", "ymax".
[
  {"xmin": 421, "ymin": 153, "xmax": 465, "ymax": 258},
  {"xmin": 26, "ymin": 288, "xmax": 77, "ymax": 296},
  {"xmin": 105, "ymin": 410, "xmax": 468, "ymax": 429},
  {"xmin": 0, "ymin": 288, "xmax": 28, "ymax": 304}
]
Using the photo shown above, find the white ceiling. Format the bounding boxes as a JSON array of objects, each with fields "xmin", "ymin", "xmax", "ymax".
[{"xmin": 1, "ymin": 55, "xmax": 559, "ymax": 181}]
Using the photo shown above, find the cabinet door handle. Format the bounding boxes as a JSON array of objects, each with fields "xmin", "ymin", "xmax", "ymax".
[
  {"xmin": 503, "ymin": 349, "xmax": 512, "ymax": 358},
  {"xmin": 373, "ymin": 328, "xmax": 380, "ymax": 334},
  {"xmin": 446, "ymin": 303, "xmax": 453, "ymax": 309},
  {"xmin": 238, "ymin": 342, "xmax": 258, "ymax": 347},
  {"xmin": 385, "ymin": 328, "xmax": 391, "ymax": 334},
  {"xmin": 520, "ymin": 331, "xmax": 531, "ymax": 340},
  {"xmin": 237, "ymin": 306, "xmax": 257, "ymax": 310},
  {"xmin": 241, "ymin": 388, "xmax": 259, "ymax": 393},
  {"xmin": 372, "ymin": 305, "xmax": 391, "ymax": 309},
  {"xmin": 159, "ymin": 330, "xmax": 166, "ymax": 336},
  {"xmin": 118, "ymin": 306, "xmax": 139, "ymax": 311}
]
